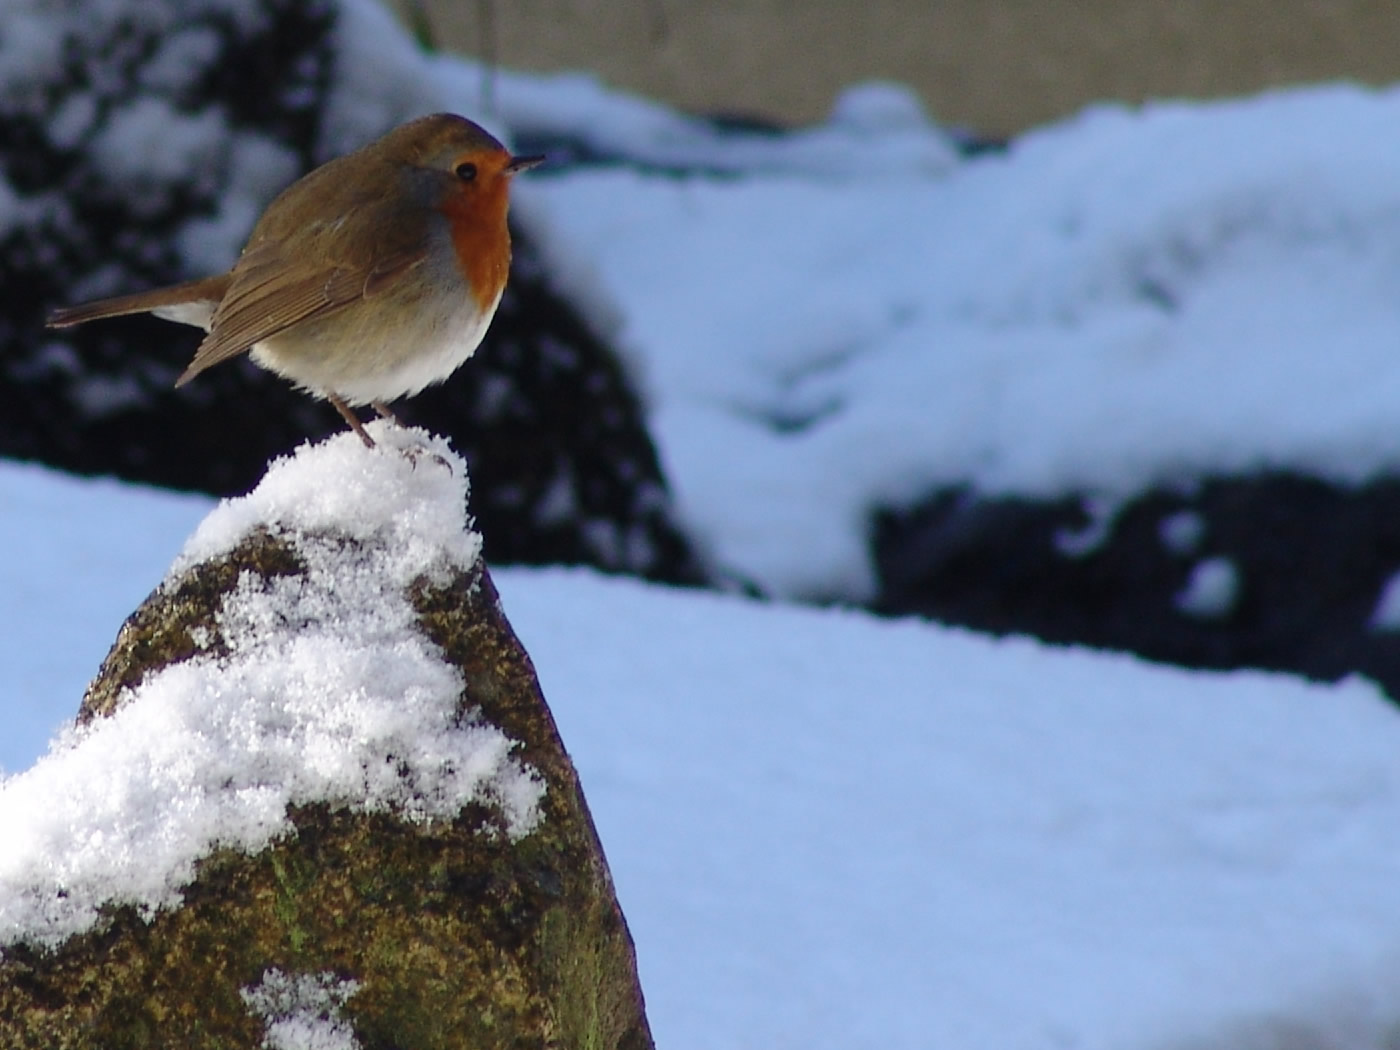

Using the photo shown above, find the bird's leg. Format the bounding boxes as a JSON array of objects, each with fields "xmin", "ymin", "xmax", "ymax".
[
  {"xmin": 371, "ymin": 401, "xmax": 402, "ymax": 426},
  {"xmin": 328, "ymin": 393, "xmax": 376, "ymax": 448}
]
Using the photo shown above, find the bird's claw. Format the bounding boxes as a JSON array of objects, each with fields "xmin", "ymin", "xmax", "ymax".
[{"xmin": 399, "ymin": 443, "xmax": 452, "ymax": 472}]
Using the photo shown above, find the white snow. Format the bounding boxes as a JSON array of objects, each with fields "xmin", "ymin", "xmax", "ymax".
[
  {"xmin": 0, "ymin": 461, "xmax": 209, "ymax": 773},
  {"xmin": 1159, "ymin": 509, "xmax": 1207, "ymax": 555},
  {"xmin": 1174, "ymin": 556, "xmax": 1241, "ymax": 619},
  {"xmin": 1053, "ymin": 493, "xmax": 1124, "ymax": 557},
  {"xmin": 91, "ymin": 97, "xmax": 227, "ymax": 188},
  {"xmin": 241, "ymin": 969, "xmax": 362, "ymax": 1050},
  {"xmin": 505, "ymin": 83, "xmax": 1400, "ymax": 600},
  {"xmin": 4, "ymin": 444, "xmax": 1400, "ymax": 1050},
  {"xmin": 174, "ymin": 422, "xmax": 478, "ymax": 574},
  {"xmin": 498, "ymin": 566, "xmax": 1400, "ymax": 1050},
  {"xmin": 1369, "ymin": 571, "xmax": 1400, "ymax": 632},
  {"xmin": 0, "ymin": 425, "xmax": 542, "ymax": 949}
]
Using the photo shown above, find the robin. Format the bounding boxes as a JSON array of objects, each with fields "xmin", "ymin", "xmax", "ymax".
[{"xmin": 48, "ymin": 113, "xmax": 544, "ymax": 448}]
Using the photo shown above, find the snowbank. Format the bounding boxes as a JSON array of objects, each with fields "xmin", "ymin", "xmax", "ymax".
[
  {"xmin": 520, "ymin": 84, "xmax": 1400, "ymax": 599},
  {"xmin": 501, "ymin": 566, "xmax": 1400, "ymax": 1050}
]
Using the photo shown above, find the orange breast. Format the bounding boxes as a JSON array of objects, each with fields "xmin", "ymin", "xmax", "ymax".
[{"xmin": 437, "ymin": 185, "xmax": 512, "ymax": 315}]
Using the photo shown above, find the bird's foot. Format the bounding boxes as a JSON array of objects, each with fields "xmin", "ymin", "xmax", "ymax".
[
  {"xmin": 369, "ymin": 400, "xmax": 448, "ymax": 468},
  {"xmin": 399, "ymin": 443, "xmax": 452, "ymax": 472}
]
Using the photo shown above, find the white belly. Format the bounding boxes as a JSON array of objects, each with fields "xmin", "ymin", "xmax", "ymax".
[{"xmin": 250, "ymin": 285, "xmax": 504, "ymax": 406}]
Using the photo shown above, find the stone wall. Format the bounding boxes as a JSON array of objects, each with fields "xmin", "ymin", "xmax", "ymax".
[{"xmin": 391, "ymin": 0, "xmax": 1400, "ymax": 135}]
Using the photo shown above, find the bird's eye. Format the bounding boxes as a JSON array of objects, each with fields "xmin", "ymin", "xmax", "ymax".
[{"xmin": 455, "ymin": 162, "xmax": 478, "ymax": 182}]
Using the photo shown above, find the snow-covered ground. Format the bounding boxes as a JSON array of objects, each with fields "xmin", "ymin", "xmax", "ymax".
[
  {"xmin": 0, "ymin": 461, "xmax": 209, "ymax": 760},
  {"xmin": 4, "ymin": 445, "xmax": 1400, "ymax": 1050}
]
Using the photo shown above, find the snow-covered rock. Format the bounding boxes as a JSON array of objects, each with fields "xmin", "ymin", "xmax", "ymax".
[{"xmin": 0, "ymin": 425, "xmax": 651, "ymax": 1050}]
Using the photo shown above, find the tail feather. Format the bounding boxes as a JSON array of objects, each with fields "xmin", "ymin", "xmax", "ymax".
[{"xmin": 47, "ymin": 274, "xmax": 231, "ymax": 329}]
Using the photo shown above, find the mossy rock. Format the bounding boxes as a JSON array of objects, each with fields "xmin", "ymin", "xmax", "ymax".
[{"xmin": 0, "ymin": 528, "xmax": 653, "ymax": 1050}]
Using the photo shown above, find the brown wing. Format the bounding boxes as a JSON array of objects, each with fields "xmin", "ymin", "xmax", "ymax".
[{"xmin": 174, "ymin": 217, "xmax": 431, "ymax": 388}]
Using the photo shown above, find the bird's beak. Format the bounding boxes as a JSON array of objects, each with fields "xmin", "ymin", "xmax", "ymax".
[{"xmin": 504, "ymin": 154, "xmax": 546, "ymax": 176}]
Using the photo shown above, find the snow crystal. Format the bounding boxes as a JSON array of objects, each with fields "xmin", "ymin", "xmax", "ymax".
[
  {"xmin": 1174, "ymin": 556, "xmax": 1240, "ymax": 619},
  {"xmin": 242, "ymin": 969, "xmax": 362, "ymax": 1050},
  {"xmin": 11, "ymin": 445, "xmax": 1400, "ymax": 1050},
  {"xmin": 0, "ymin": 423, "xmax": 543, "ymax": 949}
]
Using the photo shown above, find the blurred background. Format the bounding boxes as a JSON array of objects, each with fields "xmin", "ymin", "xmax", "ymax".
[{"xmin": 388, "ymin": 0, "xmax": 1400, "ymax": 134}]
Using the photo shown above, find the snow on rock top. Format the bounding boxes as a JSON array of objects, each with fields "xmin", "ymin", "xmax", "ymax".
[
  {"xmin": 173, "ymin": 421, "xmax": 481, "ymax": 579},
  {"xmin": 0, "ymin": 423, "xmax": 543, "ymax": 950}
]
